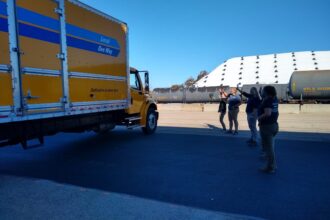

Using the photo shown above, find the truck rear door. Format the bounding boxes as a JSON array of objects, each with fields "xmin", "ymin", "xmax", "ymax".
[
  {"xmin": 0, "ymin": 0, "xmax": 13, "ymax": 117},
  {"xmin": 16, "ymin": 0, "xmax": 64, "ymax": 113}
]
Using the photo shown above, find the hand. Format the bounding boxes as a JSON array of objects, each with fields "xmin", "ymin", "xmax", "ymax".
[{"xmin": 236, "ymin": 84, "xmax": 242, "ymax": 93}]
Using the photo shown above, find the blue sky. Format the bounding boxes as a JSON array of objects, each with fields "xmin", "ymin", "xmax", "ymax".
[{"xmin": 81, "ymin": 0, "xmax": 330, "ymax": 88}]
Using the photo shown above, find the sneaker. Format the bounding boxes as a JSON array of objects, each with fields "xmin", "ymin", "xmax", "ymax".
[
  {"xmin": 259, "ymin": 166, "xmax": 276, "ymax": 174},
  {"xmin": 233, "ymin": 131, "xmax": 238, "ymax": 135}
]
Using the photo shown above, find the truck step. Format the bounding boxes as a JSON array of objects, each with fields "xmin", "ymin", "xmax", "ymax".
[{"xmin": 125, "ymin": 116, "xmax": 141, "ymax": 122}]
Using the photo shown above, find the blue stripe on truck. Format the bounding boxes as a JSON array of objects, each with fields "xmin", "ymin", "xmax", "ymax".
[
  {"xmin": 15, "ymin": 3, "xmax": 120, "ymax": 49},
  {"xmin": 18, "ymin": 22, "xmax": 61, "ymax": 44},
  {"xmin": 67, "ymin": 35, "xmax": 120, "ymax": 57},
  {"xmin": 0, "ymin": 17, "xmax": 120, "ymax": 57},
  {"xmin": 66, "ymin": 24, "xmax": 120, "ymax": 49},
  {"xmin": 17, "ymin": 6, "xmax": 60, "ymax": 32},
  {"xmin": 0, "ymin": 1, "xmax": 7, "ymax": 17},
  {"xmin": 0, "ymin": 3, "xmax": 120, "ymax": 57},
  {"xmin": 0, "ymin": 1, "xmax": 120, "ymax": 52},
  {"xmin": 0, "ymin": 17, "xmax": 8, "ymax": 33},
  {"xmin": 18, "ymin": 20, "xmax": 120, "ymax": 57}
]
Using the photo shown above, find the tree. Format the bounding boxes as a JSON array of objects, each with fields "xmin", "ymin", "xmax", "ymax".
[
  {"xmin": 196, "ymin": 70, "xmax": 208, "ymax": 81},
  {"xmin": 184, "ymin": 77, "xmax": 195, "ymax": 88},
  {"xmin": 170, "ymin": 84, "xmax": 183, "ymax": 91}
]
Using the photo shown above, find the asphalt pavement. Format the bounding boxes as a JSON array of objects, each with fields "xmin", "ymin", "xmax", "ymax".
[{"xmin": 0, "ymin": 127, "xmax": 330, "ymax": 220}]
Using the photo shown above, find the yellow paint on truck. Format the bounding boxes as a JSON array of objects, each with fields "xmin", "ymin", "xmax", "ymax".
[
  {"xmin": 0, "ymin": 0, "xmax": 11, "ymax": 107},
  {"xmin": 69, "ymin": 78, "xmax": 127, "ymax": 102},
  {"xmin": 0, "ymin": 73, "xmax": 13, "ymax": 106}
]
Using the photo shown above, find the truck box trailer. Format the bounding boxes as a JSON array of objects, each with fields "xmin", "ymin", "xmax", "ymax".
[{"xmin": 0, "ymin": 0, "xmax": 158, "ymax": 148}]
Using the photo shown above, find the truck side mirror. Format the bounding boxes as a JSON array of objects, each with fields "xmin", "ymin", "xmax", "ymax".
[{"xmin": 145, "ymin": 71, "xmax": 150, "ymax": 93}]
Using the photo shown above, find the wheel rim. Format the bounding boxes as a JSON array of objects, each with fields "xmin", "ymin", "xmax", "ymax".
[{"xmin": 148, "ymin": 113, "xmax": 156, "ymax": 130}]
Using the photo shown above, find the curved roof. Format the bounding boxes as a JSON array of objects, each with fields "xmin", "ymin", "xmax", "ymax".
[{"xmin": 195, "ymin": 51, "xmax": 330, "ymax": 87}]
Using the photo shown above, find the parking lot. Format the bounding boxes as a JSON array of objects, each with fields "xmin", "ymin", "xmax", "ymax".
[{"xmin": 1, "ymin": 108, "xmax": 330, "ymax": 220}]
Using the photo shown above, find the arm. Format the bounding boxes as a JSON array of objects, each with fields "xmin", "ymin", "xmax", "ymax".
[
  {"xmin": 259, "ymin": 87, "xmax": 263, "ymax": 97},
  {"xmin": 221, "ymin": 92, "xmax": 228, "ymax": 98},
  {"xmin": 242, "ymin": 92, "xmax": 252, "ymax": 98},
  {"xmin": 236, "ymin": 87, "xmax": 251, "ymax": 98},
  {"xmin": 234, "ymin": 100, "xmax": 242, "ymax": 108},
  {"xmin": 219, "ymin": 88, "xmax": 228, "ymax": 99},
  {"xmin": 258, "ymin": 108, "xmax": 272, "ymax": 121}
]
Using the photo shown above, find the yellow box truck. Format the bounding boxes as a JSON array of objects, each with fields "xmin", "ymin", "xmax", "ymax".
[{"xmin": 0, "ymin": 0, "xmax": 158, "ymax": 148}]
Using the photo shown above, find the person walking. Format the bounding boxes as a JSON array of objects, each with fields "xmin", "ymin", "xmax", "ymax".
[
  {"xmin": 237, "ymin": 87, "xmax": 261, "ymax": 146},
  {"xmin": 227, "ymin": 87, "xmax": 241, "ymax": 135},
  {"xmin": 218, "ymin": 87, "xmax": 228, "ymax": 132},
  {"xmin": 258, "ymin": 86, "xmax": 279, "ymax": 173}
]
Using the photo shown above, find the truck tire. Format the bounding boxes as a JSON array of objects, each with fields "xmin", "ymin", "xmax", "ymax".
[{"xmin": 142, "ymin": 108, "xmax": 158, "ymax": 135}]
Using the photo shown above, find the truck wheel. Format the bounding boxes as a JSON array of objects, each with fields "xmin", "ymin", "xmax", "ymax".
[{"xmin": 142, "ymin": 108, "xmax": 158, "ymax": 135}]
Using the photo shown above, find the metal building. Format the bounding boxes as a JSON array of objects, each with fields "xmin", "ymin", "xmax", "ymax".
[{"xmin": 195, "ymin": 51, "xmax": 330, "ymax": 87}]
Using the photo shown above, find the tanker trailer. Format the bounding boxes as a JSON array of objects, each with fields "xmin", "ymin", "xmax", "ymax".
[{"xmin": 289, "ymin": 70, "xmax": 330, "ymax": 100}]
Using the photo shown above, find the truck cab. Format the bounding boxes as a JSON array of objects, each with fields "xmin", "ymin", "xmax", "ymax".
[{"xmin": 125, "ymin": 68, "xmax": 158, "ymax": 134}]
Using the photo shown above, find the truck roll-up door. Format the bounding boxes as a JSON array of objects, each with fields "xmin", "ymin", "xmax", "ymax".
[
  {"xmin": 16, "ymin": 0, "xmax": 64, "ymax": 113},
  {"xmin": 0, "ymin": 0, "xmax": 13, "ymax": 116}
]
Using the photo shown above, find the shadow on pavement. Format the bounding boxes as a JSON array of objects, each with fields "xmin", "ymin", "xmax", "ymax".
[
  {"xmin": 0, "ymin": 126, "xmax": 330, "ymax": 219},
  {"xmin": 160, "ymin": 125, "xmax": 330, "ymax": 142}
]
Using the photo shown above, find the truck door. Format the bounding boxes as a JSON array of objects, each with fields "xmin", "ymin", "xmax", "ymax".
[
  {"xmin": 0, "ymin": 0, "xmax": 13, "ymax": 116},
  {"xmin": 128, "ymin": 71, "xmax": 144, "ymax": 114},
  {"xmin": 16, "ymin": 0, "xmax": 64, "ymax": 113}
]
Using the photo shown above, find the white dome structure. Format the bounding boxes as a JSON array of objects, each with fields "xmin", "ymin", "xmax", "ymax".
[{"xmin": 195, "ymin": 51, "xmax": 330, "ymax": 87}]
